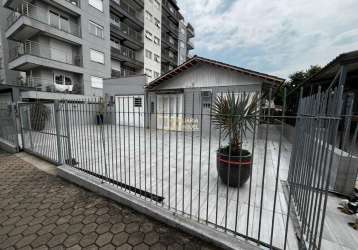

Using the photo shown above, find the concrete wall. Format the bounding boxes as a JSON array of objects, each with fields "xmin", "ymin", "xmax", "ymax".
[
  {"xmin": 178, "ymin": 20, "xmax": 187, "ymax": 65},
  {"xmin": 103, "ymin": 75, "xmax": 146, "ymax": 96}
]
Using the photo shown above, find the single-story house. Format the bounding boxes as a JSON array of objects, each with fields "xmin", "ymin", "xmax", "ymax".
[{"xmin": 145, "ymin": 56, "xmax": 285, "ymax": 131}]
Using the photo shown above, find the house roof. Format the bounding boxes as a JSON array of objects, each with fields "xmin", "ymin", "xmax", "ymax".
[
  {"xmin": 293, "ymin": 50, "xmax": 358, "ymax": 91},
  {"xmin": 145, "ymin": 56, "xmax": 285, "ymax": 90}
]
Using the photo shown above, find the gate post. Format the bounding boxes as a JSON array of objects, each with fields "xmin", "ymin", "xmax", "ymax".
[
  {"xmin": 54, "ymin": 101, "xmax": 63, "ymax": 164},
  {"xmin": 64, "ymin": 101, "xmax": 73, "ymax": 165},
  {"xmin": 10, "ymin": 103, "xmax": 19, "ymax": 151}
]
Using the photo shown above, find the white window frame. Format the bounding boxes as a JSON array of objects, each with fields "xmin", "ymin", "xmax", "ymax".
[
  {"xmin": 145, "ymin": 49, "xmax": 152, "ymax": 59},
  {"xmin": 91, "ymin": 76, "xmax": 103, "ymax": 89},
  {"xmin": 145, "ymin": 31, "xmax": 153, "ymax": 40},
  {"xmin": 89, "ymin": 0, "xmax": 103, "ymax": 12},
  {"xmin": 90, "ymin": 49, "xmax": 105, "ymax": 64},
  {"xmin": 89, "ymin": 20, "xmax": 104, "ymax": 39},
  {"xmin": 154, "ymin": 36, "xmax": 160, "ymax": 45}
]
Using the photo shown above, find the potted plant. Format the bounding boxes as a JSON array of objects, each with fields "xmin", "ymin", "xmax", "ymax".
[
  {"xmin": 30, "ymin": 103, "xmax": 50, "ymax": 131},
  {"xmin": 212, "ymin": 92, "xmax": 259, "ymax": 187}
]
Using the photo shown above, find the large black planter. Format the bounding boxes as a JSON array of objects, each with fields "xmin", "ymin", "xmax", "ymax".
[{"xmin": 216, "ymin": 148, "xmax": 252, "ymax": 187}]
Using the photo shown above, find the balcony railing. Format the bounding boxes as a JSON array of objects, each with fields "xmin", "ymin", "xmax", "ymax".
[
  {"xmin": 162, "ymin": 50, "xmax": 177, "ymax": 65},
  {"xmin": 162, "ymin": 17, "xmax": 178, "ymax": 35},
  {"xmin": 162, "ymin": 33, "xmax": 178, "ymax": 50},
  {"xmin": 162, "ymin": 0, "xmax": 180, "ymax": 20},
  {"xmin": 112, "ymin": 68, "xmax": 137, "ymax": 78},
  {"xmin": 9, "ymin": 40, "xmax": 81, "ymax": 66},
  {"xmin": 110, "ymin": 15, "xmax": 143, "ymax": 43},
  {"xmin": 111, "ymin": 0, "xmax": 144, "ymax": 24},
  {"xmin": 7, "ymin": 1, "xmax": 81, "ymax": 37},
  {"xmin": 111, "ymin": 41, "xmax": 136, "ymax": 60}
]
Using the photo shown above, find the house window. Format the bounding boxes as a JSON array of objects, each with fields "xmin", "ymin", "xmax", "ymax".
[
  {"xmin": 201, "ymin": 91, "xmax": 212, "ymax": 109},
  {"xmin": 91, "ymin": 76, "xmax": 103, "ymax": 89},
  {"xmin": 134, "ymin": 98, "xmax": 142, "ymax": 107},
  {"xmin": 145, "ymin": 49, "xmax": 152, "ymax": 59},
  {"xmin": 89, "ymin": 0, "xmax": 103, "ymax": 11},
  {"xmin": 154, "ymin": 36, "xmax": 160, "ymax": 45},
  {"xmin": 90, "ymin": 49, "xmax": 104, "ymax": 64},
  {"xmin": 89, "ymin": 21, "xmax": 104, "ymax": 38},
  {"xmin": 145, "ymin": 31, "xmax": 152, "ymax": 40}
]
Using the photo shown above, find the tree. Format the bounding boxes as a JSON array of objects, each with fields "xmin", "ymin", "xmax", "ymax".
[{"xmin": 275, "ymin": 65, "xmax": 322, "ymax": 109}]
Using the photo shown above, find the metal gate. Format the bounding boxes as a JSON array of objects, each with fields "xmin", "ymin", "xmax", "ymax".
[
  {"xmin": 18, "ymin": 101, "xmax": 70, "ymax": 165},
  {"xmin": 0, "ymin": 102, "xmax": 19, "ymax": 152}
]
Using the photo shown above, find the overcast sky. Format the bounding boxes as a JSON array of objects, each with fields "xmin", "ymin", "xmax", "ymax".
[{"xmin": 178, "ymin": 0, "xmax": 358, "ymax": 78}]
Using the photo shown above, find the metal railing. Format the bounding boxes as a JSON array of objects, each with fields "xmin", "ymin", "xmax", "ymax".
[
  {"xmin": 111, "ymin": 0, "xmax": 144, "ymax": 24},
  {"xmin": 162, "ymin": 50, "xmax": 177, "ymax": 65},
  {"xmin": 112, "ymin": 68, "xmax": 137, "ymax": 78},
  {"xmin": 0, "ymin": 102, "xmax": 18, "ymax": 151},
  {"xmin": 9, "ymin": 40, "xmax": 81, "ymax": 66},
  {"xmin": 162, "ymin": 17, "xmax": 179, "ymax": 35},
  {"xmin": 14, "ymin": 86, "xmax": 357, "ymax": 249},
  {"xmin": 110, "ymin": 15, "xmax": 143, "ymax": 43},
  {"xmin": 162, "ymin": 33, "xmax": 178, "ymax": 50},
  {"xmin": 7, "ymin": 1, "xmax": 81, "ymax": 37},
  {"xmin": 110, "ymin": 42, "xmax": 136, "ymax": 60}
]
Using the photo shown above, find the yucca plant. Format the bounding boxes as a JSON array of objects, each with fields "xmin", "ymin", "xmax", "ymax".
[{"xmin": 212, "ymin": 92, "xmax": 260, "ymax": 187}]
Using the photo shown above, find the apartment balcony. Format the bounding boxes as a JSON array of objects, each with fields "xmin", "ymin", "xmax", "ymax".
[
  {"xmin": 187, "ymin": 23, "xmax": 195, "ymax": 38},
  {"xmin": 110, "ymin": 42, "xmax": 143, "ymax": 69},
  {"xmin": 110, "ymin": 0, "xmax": 144, "ymax": 29},
  {"xmin": 5, "ymin": 1, "xmax": 81, "ymax": 45},
  {"xmin": 110, "ymin": 15, "xmax": 143, "ymax": 50},
  {"xmin": 161, "ymin": 33, "xmax": 178, "ymax": 51},
  {"xmin": 8, "ymin": 40, "xmax": 83, "ymax": 74},
  {"xmin": 162, "ymin": 0, "xmax": 180, "ymax": 23},
  {"xmin": 162, "ymin": 18, "xmax": 178, "ymax": 38},
  {"xmin": 161, "ymin": 51, "xmax": 178, "ymax": 66},
  {"xmin": 112, "ymin": 68, "xmax": 137, "ymax": 78},
  {"xmin": 187, "ymin": 39, "xmax": 194, "ymax": 50}
]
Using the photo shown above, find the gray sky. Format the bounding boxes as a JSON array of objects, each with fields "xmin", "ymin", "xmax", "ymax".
[{"xmin": 179, "ymin": 0, "xmax": 358, "ymax": 78}]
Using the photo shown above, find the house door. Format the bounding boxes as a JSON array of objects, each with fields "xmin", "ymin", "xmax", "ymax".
[{"xmin": 115, "ymin": 96, "xmax": 145, "ymax": 127}]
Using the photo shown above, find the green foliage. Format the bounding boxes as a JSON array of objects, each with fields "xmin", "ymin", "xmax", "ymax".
[{"xmin": 211, "ymin": 92, "xmax": 260, "ymax": 152}]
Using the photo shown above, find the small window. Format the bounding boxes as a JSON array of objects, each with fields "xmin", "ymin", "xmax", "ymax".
[
  {"xmin": 154, "ymin": 54, "xmax": 160, "ymax": 62},
  {"xmin": 89, "ymin": 21, "xmax": 104, "ymax": 38},
  {"xmin": 154, "ymin": 0, "xmax": 160, "ymax": 9},
  {"xmin": 55, "ymin": 75, "xmax": 64, "ymax": 85},
  {"xmin": 90, "ymin": 49, "xmax": 104, "ymax": 64},
  {"xmin": 145, "ymin": 31, "xmax": 152, "ymax": 40},
  {"xmin": 154, "ymin": 36, "xmax": 160, "ymax": 45},
  {"xmin": 65, "ymin": 76, "xmax": 72, "ymax": 85},
  {"xmin": 134, "ymin": 98, "xmax": 142, "ymax": 107},
  {"xmin": 145, "ymin": 11, "xmax": 152, "ymax": 21},
  {"xmin": 89, "ymin": 0, "xmax": 103, "ymax": 11},
  {"xmin": 145, "ymin": 68, "xmax": 152, "ymax": 76},
  {"xmin": 154, "ymin": 18, "xmax": 160, "ymax": 28},
  {"xmin": 154, "ymin": 71, "xmax": 160, "ymax": 78},
  {"xmin": 145, "ymin": 49, "xmax": 152, "ymax": 59},
  {"xmin": 91, "ymin": 76, "xmax": 103, "ymax": 89}
]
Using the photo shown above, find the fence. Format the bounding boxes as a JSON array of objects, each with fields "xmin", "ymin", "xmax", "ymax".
[
  {"xmin": 0, "ymin": 102, "xmax": 18, "ymax": 152},
  {"xmin": 11, "ymin": 88, "xmax": 357, "ymax": 250}
]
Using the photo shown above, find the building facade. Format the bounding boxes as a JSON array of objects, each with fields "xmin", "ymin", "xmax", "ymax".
[{"xmin": 0, "ymin": 0, "xmax": 194, "ymax": 98}]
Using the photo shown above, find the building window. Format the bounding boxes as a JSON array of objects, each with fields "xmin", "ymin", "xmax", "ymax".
[
  {"xmin": 145, "ymin": 31, "xmax": 152, "ymax": 40},
  {"xmin": 145, "ymin": 49, "xmax": 152, "ymax": 59},
  {"xmin": 90, "ymin": 49, "xmax": 104, "ymax": 64},
  {"xmin": 154, "ymin": 18, "xmax": 160, "ymax": 28},
  {"xmin": 89, "ymin": 0, "xmax": 103, "ymax": 11},
  {"xmin": 54, "ymin": 74, "xmax": 73, "ymax": 86},
  {"xmin": 91, "ymin": 76, "xmax": 103, "ymax": 89},
  {"xmin": 154, "ymin": 36, "xmax": 160, "ymax": 45},
  {"xmin": 154, "ymin": 0, "xmax": 160, "ymax": 9},
  {"xmin": 134, "ymin": 98, "xmax": 142, "ymax": 107},
  {"xmin": 154, "ymin": 54, "xmax": 160, "ymax": 63},
  {"xmin": 145, "ymin": 68, "xmax": 152, "ymax": 77},
  {"xmin": 201, "ymin": 91, "xmax": 212, "ymax": 109},
  {"xmin": 154, "ymin": 71, "xmax": 160, "ymax": 78},
  {"xmin": 89, "ymin": 21, "xmax": 104, "ymax": 38},
  {"xmin": 145, "ymin": 11, "xmax": 152, "ymax": 22},
  {"xmin": 49, "ymin": 10, "xmax": 69, "ymax": 32}
]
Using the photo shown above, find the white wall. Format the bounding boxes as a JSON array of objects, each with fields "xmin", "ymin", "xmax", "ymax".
[
  {"xmin": 155, "ymin": 63, "xmax": 262, "ymax": 91},
  {"xmin": 144, "ymin": 0, "xmax": 162, "ymax": 82}
]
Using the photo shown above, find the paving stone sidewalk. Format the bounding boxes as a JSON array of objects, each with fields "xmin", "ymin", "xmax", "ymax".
[{"xmin": 0, "ymin": 152, "xmax": 220, "ymax": 250}]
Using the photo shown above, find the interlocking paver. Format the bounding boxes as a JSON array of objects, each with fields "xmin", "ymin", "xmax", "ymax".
[{"xmin": 0, "ymin": 154, "xmax": 219, "ymax": 250}]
